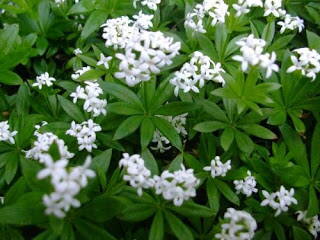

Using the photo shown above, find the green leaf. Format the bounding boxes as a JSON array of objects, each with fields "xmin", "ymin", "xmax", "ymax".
[
  {"xmin": 57, "ymin": 95, "xmax": 86, "ymax": 122},
  {"xmin": 119, "ymin": 203, "xmax": 155, "ymax": 222},
  {"xmin": 5, "ymin": 151, "xmax": 19, "ymax": 184},
  {"xmin": 169, "ymin": 201, "xmax": 214, "ymax": 218},
  {"xmin": 239, "ymin": 124, "xmax": 277, "ymax": 139},
  {"xmin": 197, "ymin": 99, "xmax": 228, "ymax": 122},
  {"xmin": 220, "ymin": 127, "xmax": 234, "ymax": 151},
  {"xmin": 261, "ymin": 21, "xmax": 275, "ymax": 45},
  {"xmin": 272, "ymin": 221, "xmax": 286, "ymax": 240},
  {"xmin": 235, "ymin": 130, "xmax": 254, "ymax": 153},
  {"xmin": 74, "ymin": 219, "xmax": 116, "ymax": 240},
  {"xmin": 194, "ymin": 121, "xmax": 226, "ymax": 133},
  {"xmin": 150, "ymin": 77, "xmax": 174, "ymax": 111},
  {"xmin": 0, "ymin": 70, "xmax": 23, "ymax": 85},
  {"xmin": 81, "ymin": 10, "xmax": 108, "ymax": 39},
  {"xmin": 100, "ymin": 81, "xmax": 144, "ymax": 110},
  {"xmin": 140, "ymin": 117, "xmax": 155, "ymax": 148},
  {"xmin": 77, "ymin": 69, "xmax": 105, "ymax": 81},
  {"xmin": 307, "ymin": 186, "xmax": 319, "ymax": 218},
  {"xmin": 5, "ymin": 177, "xmax": 28, "ymax": 205},
  {"xmin": 141, "ymin": 148, "xmax": 159, "ymax": 175},
  {"xmin": 196, "ymin": 33, "xmax": 217, "ymax": 61},
  {"xmin": 268, "ymin": 34, "xmax": 295, "ymax": 51},
  {"xmin": 311, "ymin": 123, "xmax": 320, "ymax": 177},
  {"xmin": 0, "ymin": 24, "xmax": 19, "ymax": 54},
  {"xmin": 107, "ymin": 102, "xmax": 143, "ymax": 116},
  {"xmin": 152, "ymin": 116, "xmax": 182, "ymax": 151},
  {"xmin": 307, "ymin": 30, "xmax": 320, "ymax": 52},
  {"xmin": 113, "ymin": 115, "xmax": 143, "ymax": 140},
  {"xmin": 16, "ymin": 83, "xmax": 30, "ymax": 116},
  {"xmin": 292, "ymin": 226, "xmax": 312, "ymax": 240},
  {"xmin": 215, "ymin": 23, "xmax": 228, "ymax": 59},
  {"xmin": 91, "ymin": 149, "xmax": 112, "ymax": 190},
  {"xmin": 149, "ymin": 211, "xmax": 164, "ymax": 240},
  {"xmin": 165, "ymin": 211, "xmax": 194, "ymax": 240},
  {"xmin": 207, "ymin": 179, "xmax": 220, "ymax": 214},
  {"xmin": 156, "ymin": 102, "xmax": 199, "ymax": 116},
  {"xmin": 214, "ymin": 179, "xmax": 239, "ymax": 205}
]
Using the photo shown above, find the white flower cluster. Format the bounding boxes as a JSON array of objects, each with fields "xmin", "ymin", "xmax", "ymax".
[
  {"xmin": 261, "ymin": 186, "xmax": 297, "ymax": 216},
  {"xmin": 70, "ymin": 81, "xmax": 107, "ymax": 117},
  {"xmin": 203, "ymin": 156, "xmax": 231, "ymax": 178},
  {"xmin": 97, "ymin": 53, "xmax": 112, "ymax": 69},
  {"xmin": 233, "ymin": 0, "xmax": 263, "ymax": 17},
  {"xmin": 25, "ymin": 132, "xmax": 74, "ymax": 163},
  {"xmin": 296, "ymin": 211, "xmax": 320, "ymax": 238},
  {"xmin": 264, "ymin": 0, "xmax": 286, "ymax": 18},
  {"xmin": 215, "ymin": 208, "xmax": 257, "ymax": 240},
  {"xmin": 71, "ymin": 66, "xmax": 91, "ymax": 80},
  {"xmin": 151, "ymin": 114, "xmax": 188, "ymax": 152},
  {"xmin": 119, "ymin": 153, "xmax": 199, "ymax": 206},
  {"xmin": 170, "ymin": 51, "xmax": 225, "ymax": 96},
  {"xmin": 0, "ymin": 121, "xmax": 17, "ymax": 144},
  {"xmin": 133, "ymin": 11, "xmax": 154, "ymax": 30},
  {"xmin": 185, "ymin": 0, "xmax": 229, "ymax": 33},
  {"xmin": 287, "ymin": 48, "xmax": 320, "ymax": 81},
  {"xmin": 115, "ymin": 30, "xmax": 180, "ymax": 86},
  {"xmin": 32, "ymin": 72, "xmax": 56, "ymax": 90},
  {"xmin": 233, "ymin": 34, "xmax": 279, "ymax": 78},
  {"xmin": 38, "ymin": 155, "xmax": 95, "ymax": 218},
  {"xmin": 153, "ymin": 164, "xmax": 199, "ymax": 206},
  {"xmin": 278, "ymin": 14, "xmax": 304, "ymax": 34},
  {"xmin": 133, "ymin": 0, "xmax": 161, "ymax": 11},
  {"xmin": 66, "ymin": 120, "xmax": 102, "ymax": 152},
  {"xmin": 119, "ymin": 153, "xmax": 154, "ymax": 196},
  {"xmin": 234, "ymin": 170, "xmax": 258, "ymax": 197}
]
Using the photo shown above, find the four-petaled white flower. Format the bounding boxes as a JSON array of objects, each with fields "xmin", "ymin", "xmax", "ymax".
[{"xmin": 33, "ymin": 72, "xmax": 56, "ymax": 89}]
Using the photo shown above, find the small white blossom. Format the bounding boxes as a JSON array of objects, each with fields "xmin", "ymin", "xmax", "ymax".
[
  {"xmin": 32, "ymin": 72, "xmax": 56, "ymax": 89},
  {"xmin": 119, "ymin": 153, "xmax": 154, "ymax": 196},
  {"xmin": 264, "ymin": 0, "xmax": 286, "ymax": 18},
  {"xmin": 133, "ymin": 0, "xmax": 161, "ymax": 11},
  {"xmin": 0, "ymin": 121, "xmax": 17, "ymax": 144},
  {"xmin": 185, "ymin": 4, "xmax": 207, "ymax": 33},
  {"xmin": 71, "ymin": 66, "xmax": 91, "ymax": 80},
  {"xmin": 215, "ymin": 208, "xmax": 257, "ymax": 240},
  {"xmin": 73, "ymin": 48, "xmax": 82, "ymax": 56},
  {"xmin": 287, "ymin": 48, "xmax": 320, "ymax": 81},
  {"xmin": 296, "ymin": 211, "xmax": 320, "ymax": 238},
  {"xmin": 234, "ymin": 171, "xmax": 258, "ymax": 197},
  {"xmin": 233, "ymin": 0, "xmax": 263, "ymax": 17},
  {"xmin": 66, "ymin": 120, "xmax": 102, "ymax": 152},
  {"xmin": 203, "ymin": 156, "xmax": 231, "ymax": 178},
  {"xmin": 259, "ymin": 52, "xmax": 279, "ymax": 78},
  {"xmin": 133, "ymin": 11, "xmax": 154, "ymax": 30},
  {"xmin": 171, "ymin": 51, "xmax": 225, "ymax": 96},
  {"xmin": 261, "ymin": 186, "xmax": 297, "ymax": 216},
  {"xmin": 97, "ymin": 53, "xmax": 112, "ymax": 69},
  {"xmin": 277, "ymin": 14, "xmax": 304, "ymax": 34}
]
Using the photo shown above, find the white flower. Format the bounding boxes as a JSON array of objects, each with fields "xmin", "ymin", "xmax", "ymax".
[
  {"xmin": 287, "ymin": 48, "xmax": 320, "ymax": 81},
  {"xmin": 73, "ymin": 48, "xmax": 82, "ymax": 56},
  {"xmin": 37, "ymin": 154, "xmax": 68, "ymax": 184},
  {"xmin": 215, "ymin": 208, "xmax": 257, "ymax": 240},
  {"xmin": 203, "ymin": 156, "xmax": 231, "ymax": 178},
  {"xmin": 32, "ymin": 72, "xmax": 56, "ymax": 89},
  {"xmin": 151, "ymin": 130, "xmax": 171, "ymax": 152},
  {"xmin": 259, "ymin": 52, "xmax": 279, "ymax": 78},
  {"xmin": 261, "ymin": 186, "xmax": 297, "ymax": 216},
  {"xmin": 66, "ymin": 120, "xmax": 101, "ymax": 152},
  {"xmin": 70, "ymin": 86, "xmax": 87, "ymax": 103},
  {"xmin": 233, "ymin": 0, "xmax": 263, "ymax": 17},
  {"xmin": 134, "ymin": 0, "xmax": 161, "ymax": 11},
  {"xmin": 97, "ymin": 53, "xmax": 112, "ymax": 69},
  {"xmin": 278, "ymin": 14, "xmax": 304, "ymax": 34},
  {"xmin": 133, "ymin": 11, "xmax": 154, "ymax": 30},
  {"xmin": 264, "ymin": 0, "xmax": 286, "ymax": 18},
  {"xmin": 171, "ymin": 51, "xmax": 225, "ymax": 96},
  {"xmin": 71, "ymin": 66, "xmax": 91, "ymax": 80},
  {"xmin": 153, "ymin": 164, "xmax": 199, "ymax": 206},
  {"xmin": 0, "ymin": 121, "xmax": 17, "ymax": 144},
  {"xmin": 234, "ymin": 171, "xmax": 258, "ymax": 197},
  {"xmin": 119, "ymin": 153, "xmax": 154, "ymax": 196},
  {"xmin": 185, "ymin": 4, "xmax": 206, "ymax": 33},
  {"xmin": 69, "ymin": 156, "xmax": 96, "ymax": 187}
]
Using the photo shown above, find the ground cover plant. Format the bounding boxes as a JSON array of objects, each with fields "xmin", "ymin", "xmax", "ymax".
[{"xmin": 0, "ymin": 0, "xmax": 320, "ymax": 239}]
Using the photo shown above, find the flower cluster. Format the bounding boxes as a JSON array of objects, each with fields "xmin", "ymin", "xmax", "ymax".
[
  {"xmin": 0, "ymin": 121, "xmax": 17, "ymax": 144},
  {"xmin": 261, "ymin": 186, "xmax": 297, "ymax": 216},
  {"xmin": 32, "ymin": 72, "xmax": 56, "ymax": 90},
  {"xmin": 232, "ymin": 0, "xmax": 263, "ymax": 17},
  {"xmin": 287, "ymin": 48, "xmax": 320, "ymax": 81},
  {"xmin": 277, "ymin": 14, "xmax": 304, "ymax": 34},
  {"xmin": 119, "ymin": 153, "xmax": 199, "ymax": 206},
  {"xmin": 25, "ymin": 132, "xmax": 74, "ymax": 163},
  {"xmin": 70, "ymin": 81, "xmax": 107, "ymax": 117},
  {"xmin": 185, "ymin": 0, "xmax": 229, "ymax": 33},
  {"xmin": 170, "ymin": 51, "xmax": 225, "ymax": 96},
  {"xmin": 233, "ymin": 34, "xmax": 279, "ymax": 78},
  {"xmin": 234, "ymin": 171, "xmax": 258, "ymax": 197},
  {"xmin": 153, "ymin": 164, "xmax": 199, "ymax": 206},
  {"xmin": 133, "ymin": 0, "xmax": 161, "ymax": 11},
  {"xmin": 296, "ymin": 211, "xmax": 320, "ymax": 238},
  {"xmin": 38, "ymin": 155, "xmax": 95, "ymax": 218},
  {"xmin": 66, "ymin": 120, "xmax": 102, "ymax": 152},
  {"xmin": 151, "ymin": 114, "xmax": 188, "ymax": 152},
  {"xmin": 203, "ymin": 156, "xmax": 231, "ymax": 178},
  {"xmin": 119, "ymin": 153, "xmax": 154, "ymax": 196},
  {"xmin": 264, "ymin": 0, "xmax": 286, "ymax": 18},
  {"xmin": 71, "ymin": 66, "xmax": 91, "ymax": 80},
  {"xmin": 215, "ymin": 208, "xmax": 257, "ymax": 240},
  {"xmin": 132, "ymin": 11, "xmax": 154, "ymax": 30},
  {"xmin": 115, "ymin": 30, "xmax": 181, "ymax": 86}
]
